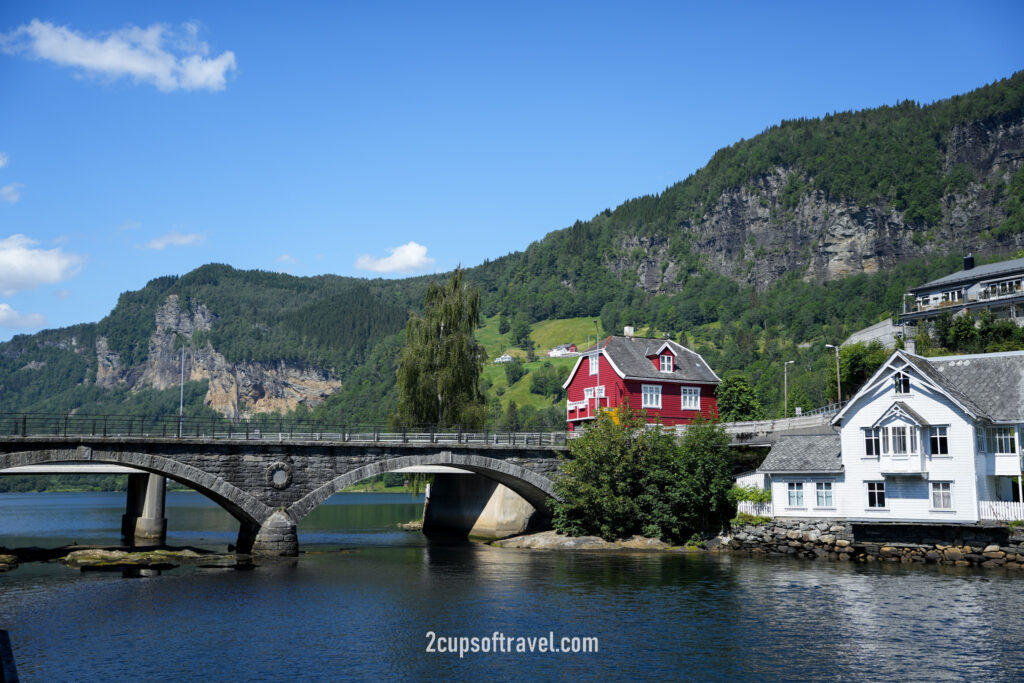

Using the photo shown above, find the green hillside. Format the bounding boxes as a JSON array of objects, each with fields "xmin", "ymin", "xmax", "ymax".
[{"xmin": 2, "ymin": 72, "xmax": 1024, "ymax": 427}]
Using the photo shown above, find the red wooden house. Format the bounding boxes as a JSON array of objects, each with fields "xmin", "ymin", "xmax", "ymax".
[{"xmin": 561, "ymin": 331, "xmax": 720, "ymax": 432}]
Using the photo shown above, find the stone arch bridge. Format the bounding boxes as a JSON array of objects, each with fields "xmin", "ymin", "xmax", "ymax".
[{"xmin": 0, "ymin": 431, "xmax": 565, "ymax": 555}]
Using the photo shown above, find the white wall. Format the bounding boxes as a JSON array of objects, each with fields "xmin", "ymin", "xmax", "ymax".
[
  {"xmin": 837, "ymin": 367, "xmax": 981, "ymax": 522},
  {"xmin": 769, "ymin": 474, "xmax": 844, "ymax": 518}
]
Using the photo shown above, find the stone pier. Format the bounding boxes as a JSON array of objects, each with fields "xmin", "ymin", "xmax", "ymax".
[
  {"xmin": 422, "ymin": 473, "xmax": 549, "ymax": 539},
  {"xmin": 121, "ymin": 473, "xmax": 167, "ymax": 543},
  {"xmin": 236, "ymin": 510, "xmax": 298, "ymax": 556}
]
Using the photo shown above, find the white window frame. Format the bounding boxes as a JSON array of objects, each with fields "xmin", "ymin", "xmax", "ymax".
[
  {"xmin": 681, "ymin": 386, "xmax": 700, "ymax": 410},
  {"xmin": 866, "ymin": 481, "xmax": 886, "ymax": 509},
  {"xmin": 864, "ymin": 428, "xmax": 881, "ymax": 456},
  {"xmin": 929, "ymin": 426, "xmax": 949, "ymax": 456},
  {"xmin": 989, "ymin": 427, "xmax": 1018, "ymax": 455},
  {"xmin": 589, "ymin": 354, "xmax": 599, "ymax": 376},
  {"xmin": 787, "ymin": 482, "xmax": 804, "ymax": 507},
  {"xmin": 659, "ymin": 354, "xmax": 674, "ymax": 372},
  {"xmin": 931, "ymin": 481, "xmax": 953, "ymax": 510},
  {"xmin": 641, "ymin": 384, "xmax": 661, "ymax": 409},
  {"xmin": 815, "ymin": 481, "xmax": 833, "ymax": 508},
  {"xmin": 891, "ymin": 426, "xmax": 908, "ymax": 455},
  {"xmin": 894, "ymin": 371, "xmax": 910, "ymax": 394}
]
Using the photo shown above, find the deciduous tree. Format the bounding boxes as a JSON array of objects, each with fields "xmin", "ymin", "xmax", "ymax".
[{"xmin": 395, "ymin": 269, "xmax": 486, "ymax": 427}]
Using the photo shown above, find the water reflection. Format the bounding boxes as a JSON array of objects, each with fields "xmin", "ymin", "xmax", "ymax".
[{"xmin": 2, "ymin": 493, "xmax": 1024, "ymax": 681}]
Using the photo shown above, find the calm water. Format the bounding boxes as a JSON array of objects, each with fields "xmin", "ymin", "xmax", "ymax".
[{"xmin": 2, "ymin": 492, "xmax": 1024, "ymax": 681}]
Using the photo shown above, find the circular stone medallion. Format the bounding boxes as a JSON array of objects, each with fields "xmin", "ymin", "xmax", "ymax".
[{"xmin": 266, "ymin": 462, "xmax": 292, "ymax": 490}]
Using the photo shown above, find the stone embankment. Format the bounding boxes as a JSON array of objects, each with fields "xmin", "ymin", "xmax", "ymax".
[{"xmin": 722, "ymin": 518, "xmax": 1024, "ymax": 569}]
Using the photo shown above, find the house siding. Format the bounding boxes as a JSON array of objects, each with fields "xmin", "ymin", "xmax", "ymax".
[
  {"xmin": 837, "ymin": 370, "xmax": 982, "ymax": 523},
  {"xmin": 565, "ymin": 354, "xmax": 625, "ymax": 429},
  {"xmin": 564, "ymin": 347, "xmax": 718, "ymax": 430},
  {"xmin": 622, "ymin": 379, "xmax": 717, "ymax": 424}
]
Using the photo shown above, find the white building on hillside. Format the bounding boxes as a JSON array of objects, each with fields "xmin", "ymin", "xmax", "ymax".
[{"xmin": 755, "ymin": 349, "xmax": 1024, "ymax": 523}]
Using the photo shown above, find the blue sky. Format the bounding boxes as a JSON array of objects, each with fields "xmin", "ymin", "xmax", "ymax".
[{"xmin": 0, "ymin": 1, "xmax": 1022, "ymax": 341}]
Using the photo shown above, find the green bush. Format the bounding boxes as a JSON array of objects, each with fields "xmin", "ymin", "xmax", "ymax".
[
  {"xmin": 553, "ymin": 410, "xmax": 733, "ymax": 543},
  {"xmin": 727, "ymin": 485, "xmax": 772, "ymax": 504}
]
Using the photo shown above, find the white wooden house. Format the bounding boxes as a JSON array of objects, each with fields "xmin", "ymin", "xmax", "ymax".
[{"xmin": 754, "ymin": 349, "xmax": 1024, "ymax": 522}]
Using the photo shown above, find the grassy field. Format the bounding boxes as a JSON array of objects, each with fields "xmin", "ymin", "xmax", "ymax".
[{"xmin": 476, "ymin": 315, "xmax": 595, "ymax": 413}]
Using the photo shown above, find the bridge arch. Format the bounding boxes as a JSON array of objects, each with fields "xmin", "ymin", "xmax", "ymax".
[
  {"xmin": 0, "ymin": 446, "xmax": 273, "ymax": 528},
  {"xmin": 287, "ymin": 452, "xmax": 560, "ymax": 523}
]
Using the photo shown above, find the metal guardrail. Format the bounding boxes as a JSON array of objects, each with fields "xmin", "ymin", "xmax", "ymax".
[{"xmin": 0, "ymin": 413, "xmax": 568, "ymax": 448}]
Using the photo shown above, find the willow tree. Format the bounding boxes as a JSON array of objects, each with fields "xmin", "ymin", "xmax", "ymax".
[{"xmin": 395, "ymin": 269, "xmax": 487, "ymax": 428}]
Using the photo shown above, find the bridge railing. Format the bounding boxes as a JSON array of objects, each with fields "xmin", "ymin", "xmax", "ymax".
[{"xmin": 0, "ymin": 413, "xmax": 568, "ymax": 447}]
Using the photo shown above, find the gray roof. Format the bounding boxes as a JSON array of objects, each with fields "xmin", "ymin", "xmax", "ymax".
[
  {"xmin": 757, "ymin": 434, "xmax": 842, "ymax": 473},
  {"xmin": 901, "ymin": 353, "xmax": 988, "ymax": 418},
  {"xmin": 924, "ymin": 351, "xmax": 1024, "ymax": 422},
  {"xmin": 584, "ymin": 336, "xmax": 720, "ymax": 384},
  {"xmin": 911, "ymin": 256, "xmax": 1024, "ymax": 293}
]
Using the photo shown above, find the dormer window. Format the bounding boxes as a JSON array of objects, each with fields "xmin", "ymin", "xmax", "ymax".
[
  {"xmin": 894, "ymin": 372, "xmax": 910, "ymax": 394},
  {"xmin": 660, "ymin": 354, "xmax": 673, "ymax": 372}
]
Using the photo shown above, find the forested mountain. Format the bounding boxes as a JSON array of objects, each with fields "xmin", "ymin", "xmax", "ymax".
[{"xmin": 2, "ymin": 72, "xmax": 1022, "ymax": 425}]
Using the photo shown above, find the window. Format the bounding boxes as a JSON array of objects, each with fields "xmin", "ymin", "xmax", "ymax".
[
  {"xmin": 583, "ymin": 386, "xmax": 605, "ymax": 400},
  {"xmin": 894, "ymin": 372, "xmax": 910, "ymax": 394},
  {"xmin": 891, "ymin": 426, "xmax": 908, "ymax": 455},
  {"xmin": 989, "ymin": 427, "xmax": 1017, "ymax": 455},
  {"xmin": 929, "ymin": 426, "xmax": 949, "ymax": 455},
  {"xmin": 660, "ymin": 354, "xmax": 674, "ymax": 372},
  {"xmin": 589, "ymin": 354, "xmax": 599, "ymax": 375},
  {"xmin": 864, "ymin": 428, "xmax": 881, "ymax": 456},
  {"xmin": 867, "ymin": 482, "xmax": 886, "ymax": 508},
  {"xmin": 931, "ymin": 482, "xmax": 952, "ymax": 510},
  {"xmin": 681, "ymin": 386, "xmax": 700, "ymax": 410},
  {"xmin": 976, "ymin": 428, "xmax": 987, "ymax": 453},
  {"xmin": 641, "ymin": 384, "xmax": 661, "ymax": 409},
  {"xmin": 816, "ymin": 482, "xmax": 833, "ymax": 507},
  {"xmin": 788, "ymin": 482, "xmax": 804, "ymax": 507}
]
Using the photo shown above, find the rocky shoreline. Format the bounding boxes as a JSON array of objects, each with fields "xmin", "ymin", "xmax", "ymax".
[
  {"xmin": 492, "ymin": 530, "xmax": 692, "ymax": 551},
  {"xmin": 0, "ymin": 544, "xmax": 254, "ymax": 572},
  {"xmin": 492, "ymin": 520, "xmax": 1024, "ymax": 571}
]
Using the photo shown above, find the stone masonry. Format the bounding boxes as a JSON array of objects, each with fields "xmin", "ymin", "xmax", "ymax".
[
  {"xmin": 0, "ymin": 436, "xmax": 565, "ymax": 556},
  {"xmin": 721, "ymin": 517, "xmax": 1024, "ymax": 569}
]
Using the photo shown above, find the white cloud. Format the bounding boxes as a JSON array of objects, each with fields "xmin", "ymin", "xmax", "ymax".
[
  {"xmin": 0, "ymin": 303, "xmax": 46, "ymax": 329},
  {"xmin": 0, "ymin": 19, "xmax": 237, "ymax": 92},
  {"xmin": 54, "ymin": 289, "xmax": 71, "ymax": 300},
  {"xmin": 355, "ymin": 241, "xmax": 436, "ymax": 273},
  {"xmin": 276, "ymin": 254, "xmax": 297, "ymax": 263},
  {"xmin": 0, "ymin": 153, "xmax": 8, "ymax": 169},
  {"xmin": 118, "ymin": 220, "xmax": 141, "ymax": 231},
  {"xmin": 143, "ymin": 231, "xmax": 205, "ymax": 249},
  {"xmin": 0, "ymin": 234, "xmax": 84, "ymax": 296},
  {"xmin": 1, "ymin": 183, "xmax": 24, "ymax": 203}
]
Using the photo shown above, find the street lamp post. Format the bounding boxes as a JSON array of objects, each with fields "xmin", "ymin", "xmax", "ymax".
[
  {"xmin": 783, "ymin": 360, "xmax": 795, "ymax": 418},
  {"xmin": 825, "ymin": 344, "xmax": 842, "ymax": 409},
  {"xmin": 593, "ymin": 320, "xmax": 601, "ymax": 416},
  {"xmin": 178, "ymin": 346, "xmax": 186, "ymax": 438}
]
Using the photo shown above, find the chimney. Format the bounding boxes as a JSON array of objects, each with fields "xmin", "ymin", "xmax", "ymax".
[
  {"xmin": 964, "ymin": 253, "xmax": 974, "ymax": 270},
  {"xmin": 905, "ymin": 338, "xmax": 917, "ymax": 354},
  {"xmin": 623, "ymin": 326, "xmax": 634, "ymax": 338}
]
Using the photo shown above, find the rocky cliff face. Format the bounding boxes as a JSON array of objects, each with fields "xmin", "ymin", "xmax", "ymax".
[
  {"xmin": 95, "ymin": 295, "xmax": 341, "ymax": 419},
  {"xmin": 615, "ymin": 120, "xmax": 1024, "ymax": 293}
]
